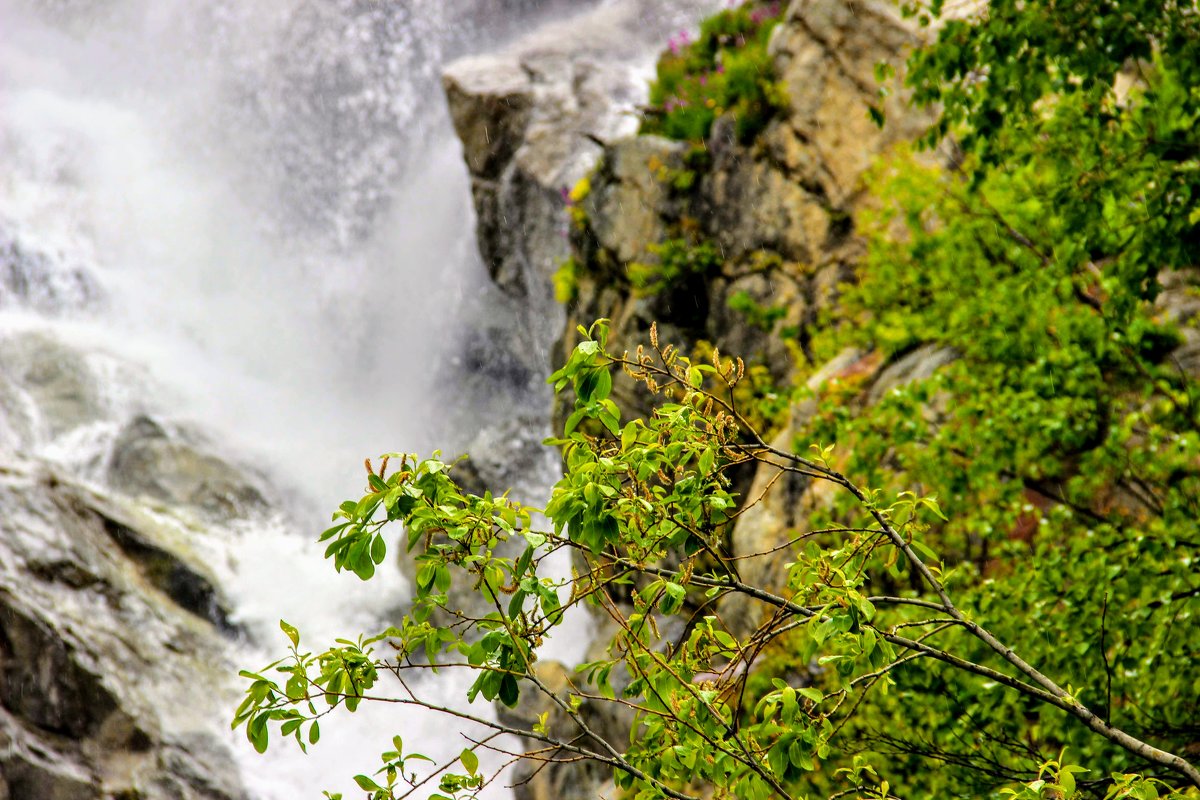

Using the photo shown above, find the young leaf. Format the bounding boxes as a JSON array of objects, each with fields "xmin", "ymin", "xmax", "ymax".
[
  {"xmin": 279, "ymin": 619, "xmax": 300, "ymax": 648},
  {"xmin": 460, "ymin": 747, "xmax": 479, "ymax": 775}
]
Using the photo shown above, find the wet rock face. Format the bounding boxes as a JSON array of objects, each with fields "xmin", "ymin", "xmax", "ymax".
[
  {"xmin": 0, "ymin": 600, "xmax": 122, "ymax": 740},
  {"xmin": 444, "ymin": 61, "xmax": 535, "ymax": 183},
  {"xmin": 0, "ymin": 331, "xmax": 112, "ymax": 442},
  {"xmin": 107, "ymin": 415, "xmax": 269, "ymax": 523},
  {"xmin": 0, "ymin": 733, "xmax": 96, "ymax": 800},
  {"xmin": 0, "ymin": 230, "xmax": 100, "ymax": 316},
  {"xmin": 0, "ymin": 459, "xmax": 248, "ymax": 800},
  {"xmin": 585, "ymin": 136, "xmax": 689, "ymax": 265},
  {"xmin": 0, "ymin": 303, "xmax": 278, "ymax": 799},
  {"xmin": 97, "ymin": 511, "xmax": 237, "ymax": 635},
  {"xmin": 0, "ymin": 298, "xmax": 263, "ymax": 797}
]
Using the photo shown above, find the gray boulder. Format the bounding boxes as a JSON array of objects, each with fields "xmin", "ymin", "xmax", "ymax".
[
  {"xmin": 0, "ymin": 456, "xmax": 248, "ymax": 800},
  {"xmin": 106, "ymin": 415, "xmax": 269, "ymax": 523},
  {"xmin": 0, "ymin": 330, "xmax": 110, "ymax": 442}
]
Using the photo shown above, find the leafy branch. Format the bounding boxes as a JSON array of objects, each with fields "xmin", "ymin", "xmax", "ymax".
[{"xmin": 234, "ymin": 320, "xmax": 1198, "ymax": 800}]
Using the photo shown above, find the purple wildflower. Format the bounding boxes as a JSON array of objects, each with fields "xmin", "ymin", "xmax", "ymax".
[{"xmin": 667, "ymin": 29, "xmax": 692, "ymax": 56}]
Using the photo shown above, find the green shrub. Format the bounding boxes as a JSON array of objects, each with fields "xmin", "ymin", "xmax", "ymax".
[
  {"xmin": 642, "ymin": 1, "xmax": 787, "ymax": 144},
  {"xmin": 727, "ymin": 289, "xmax": 787, "ymax": 332},
  {"xmin": 628, "ymin": 238, "xmax": 723, "ymax": 295}
]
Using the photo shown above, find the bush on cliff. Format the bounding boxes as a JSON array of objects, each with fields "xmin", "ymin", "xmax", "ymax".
[{"xmin": 641, "ymin": 1, "xmax": 787, "ymax": 143}]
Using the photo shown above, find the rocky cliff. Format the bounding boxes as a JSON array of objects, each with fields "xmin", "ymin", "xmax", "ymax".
[
  {"xmin": 558, "ymin": 0, "xmax": 932, "ymax": 416},
  {"xmin": 0, "ymin": 325, "xmax": 264, "ymax": 799},
  {"xmin": 445, "ymin": 0, "xmax": 939, "ymax": 435},
  {"xmin": 442, "ymin": 0, "xmax": 726, "ymax": 349},
  {"xmin": 443, "ymin": 1, "xmax": 939, "ymax": 797}
]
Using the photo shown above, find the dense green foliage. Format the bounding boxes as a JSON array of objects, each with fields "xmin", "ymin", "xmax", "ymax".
[
  {"xmin": 641, "ymin": 0, "xmax": 787, "ymax": 143},
  {"xmin": 793, "ymin": 0, "xmax": 1200, "ymax": 793},
  {"xmin": 233, "ymin": 1, "xmax": 1200, "ymax": 799}
]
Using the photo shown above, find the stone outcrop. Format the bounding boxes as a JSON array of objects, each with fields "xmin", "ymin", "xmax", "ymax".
[
  {"xmin": 0, "ymin": 331, "xmax": 114, "ymax": 443},
  {"xmin": 558, "ymin": 0, "xmax": 934, "ymax": 387},
  {"xmin": 443, "ymin": 0, "xmax": 725, "ymax": 332},
  {"xmin": 0, "ymin": 457, "xmax": 248, "ymax": 800},
  {"xmin": 106, "ymin": 415, "xmax": 269, "ymax": 523},
  {"xmin": 454, "ymin": 0, "xmax": 1200, "ymax": 651},
  {"xmin": 547, "ymin": 0, "xmax": 948, "ymax": 638},
  {"xmin": 0, "ymin": 325, "xmax": 268, "ymax": 798},
  {"xmin": 0, "ymin": 229, "xmax": 99, "ymax": 316}
]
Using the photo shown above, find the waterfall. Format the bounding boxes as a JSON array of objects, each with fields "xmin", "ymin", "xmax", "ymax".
[{"xmin": 0, "ymin": 0, "xmax": 591, "ymax": 797}]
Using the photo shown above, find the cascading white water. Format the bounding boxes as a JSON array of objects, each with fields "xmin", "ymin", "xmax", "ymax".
[{"xmin": 0, "ymin": 0, "xmax": 591, "ymax": 796}]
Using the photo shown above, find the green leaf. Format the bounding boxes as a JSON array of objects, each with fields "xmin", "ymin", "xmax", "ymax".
[
  {"xmin": 920, "ymin": 495, "xmax": 949, "ymax": 521},
  {"xmin": 416, "ymin": 562, "xmax": 437, "ymax": 593},
  {"xmin": 370, "ymin": 534, "xmax": 386, "ymax": 565},
  {"xmin": 621, "ymin": 422, "xmax": 638, "ymax": 451},
  {"xmin": 576, "ymin": 369, "xmax": 600, "ymax": 403},
  {"xmin": 460, "ymin": 747, "xmax": 479, "ymax": 775},
  {"xmin": 434, "ymin": 565, "xmax": 451, "ymax": 594},
  {"xmin": 563, "ymin": 407, "xmax": 588, "ymax": 436},
  {"xmin": 798, "ymin": 687, "xmax": 824, "ymax": 703},
  {"xmin": 248, "ymin": 713, "xmax": 270, "ymax": 754},
  {"xmin": 353, "ymin": 775, "xmax": 382, "ymax": 792},
  {"xmin": 319, "ymin": 522, "xmax": 350, "ymax": 542},
  {"xmin": 660, "ymin": 581, "xmax": 687, "ymax": 615},
  {"xmin": 279, "ymin": 619, "xmax": 300, "ymax": 648},
  {"xmin": 351, "ymin": 556, "xmax": 375, "ymax": 582},
  {"xmin": 598, "ymin": 409, "xmax": 621, "ymax": 436},
  {"xmin": 909, "ymin": 538, "xmax": 939, "ymax": 562},
  {"xmin": 594, "ymin": 367, "xmax": 613, "ymax": 401},
  {"xmin": 1059, "ymin": 769, "xmax": 1076, "ymax": 796},
  {"xmin": 498, "ymin": 673, "xmax": 520, "ymax": 707},
  {"xmin": 539, "ymin": 585, "xmax": 563, "ymax": 624}
]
